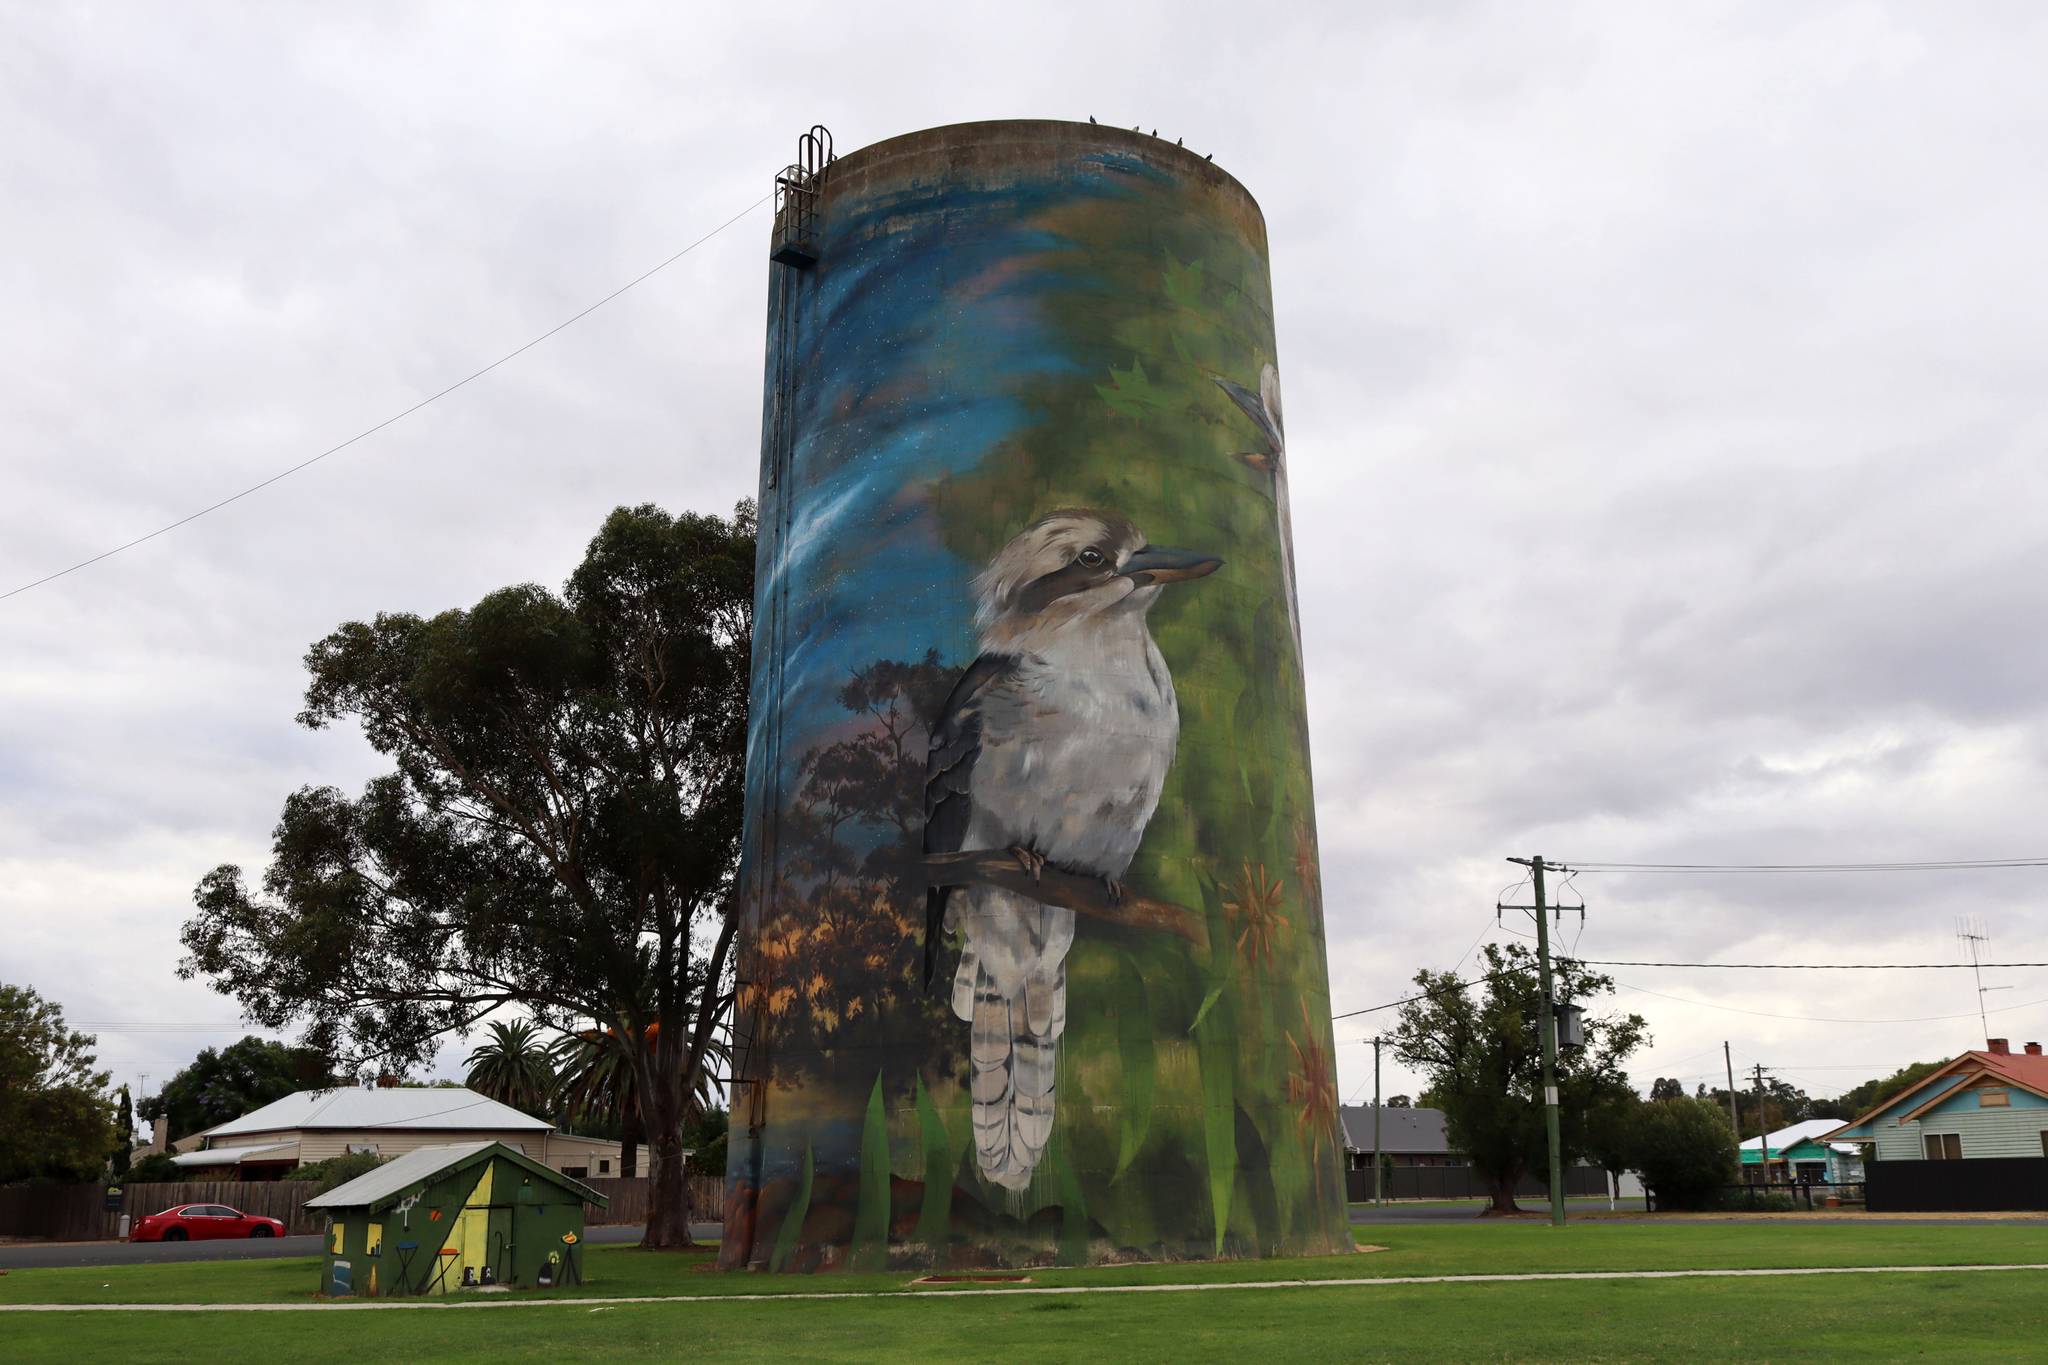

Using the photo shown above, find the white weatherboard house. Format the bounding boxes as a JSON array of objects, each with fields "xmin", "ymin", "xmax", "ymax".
[{"xmin": 167, "ymin": 1086, "xmax": 623, "ymax": 1181}]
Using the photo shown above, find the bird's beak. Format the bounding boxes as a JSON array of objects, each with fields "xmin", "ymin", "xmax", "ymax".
[{"xmin": 1120, "ymin": 545, "xmax": 1223, "ymax": 586}]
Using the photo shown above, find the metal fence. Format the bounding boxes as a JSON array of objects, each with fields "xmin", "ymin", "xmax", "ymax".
[
  {"xmin": 1345, "ymin": 1164, "xmax": 1608, "ymax": 1203},
  {"xmin": 1662, "ymin": 1180, "xmax": 1866, "ymax": 1213},
  {"xmin": 0, "ymin": 1175, "xmax": 725, "ymax": 1242},
  {"xmin": 1867, "ymin": 1157, "xmax": 2048, "ymax": 1213}
]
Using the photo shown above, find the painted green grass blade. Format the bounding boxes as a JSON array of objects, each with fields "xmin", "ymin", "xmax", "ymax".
[
  {"xmin": 1113, "ymin": 952, "xmax": 1157, "ymax": 1183},
  {"xmin": 767, "ymin": 1144, "xmax": 813, "ymax": 1274},
  {"xmin": 1194, "ymin": 998, "xmax": 1238, "ymax": 1257},
  {"xmin": 1054, "ymin": 1139, "xmax": 1090, "ymax": 1265},
  {"xmin": 849, "ymin": 1071, "xmax": 891, "ymax": 1271},
  {"xmin": 912, "ymin": 1076, "xmax": 955, "ymax": 1252}
]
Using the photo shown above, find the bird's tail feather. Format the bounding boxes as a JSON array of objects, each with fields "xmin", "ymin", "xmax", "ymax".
[{"xmin": 965, "ymin": 959, "xmax": 1065, "ymax": 1192}]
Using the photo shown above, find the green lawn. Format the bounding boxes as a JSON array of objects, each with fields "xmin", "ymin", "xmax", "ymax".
[
  {"xmin": 2, "ymin": 1222, "xmax": 2044, "ymax": 1308},
  {"xmin": 5, "ymin": 1270, "xmax": 2046, "ymax": 1362}
]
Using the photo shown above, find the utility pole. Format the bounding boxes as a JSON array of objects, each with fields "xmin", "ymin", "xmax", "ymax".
[
  {"xmin": 1723, "ymin": 1042, "xmax": 1741, "ymax": 1140},
  {"xmin": 1506, "ymin": 855, "xmax": 1568, "ymax": 1228},
  {"xmin": 1753, "ymin": 1063, "xmax": 1772, "ymax": 1184},
  {"xmin": 1372, "ymin": 1037, "xmax": 1384, "ymax": 1207}
]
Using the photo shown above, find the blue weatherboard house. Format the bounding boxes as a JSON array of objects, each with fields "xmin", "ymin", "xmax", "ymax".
[{"xmin": 1825, "ymin": 1039, "xmax": 2048, "ymax": 1162}]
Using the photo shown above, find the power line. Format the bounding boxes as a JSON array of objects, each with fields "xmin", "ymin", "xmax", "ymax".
[
  {"xmin": 1330, "ymin": 970, "xmax": 1504, "ymax": 1022},
  {"xmin": 1612, "ymin": 979, "xmax": 2048, "ymax": 1025},
  {"xmin": 1565, "ymin": 958, "xmax": 2048, "ymax": 970},
  {"xmin": 2, "ymin": 192, "xmax": 773, "ymax": 603},
  {"xmin": 1564, "ymin": 857, "xmax": 2048, "ymax": 874}
]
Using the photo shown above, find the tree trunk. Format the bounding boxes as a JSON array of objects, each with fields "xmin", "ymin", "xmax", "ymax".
[
  {"xmin": 621, "ymin": 1102, "xmax": 642, "ymax": 1180},
  {"xmin": 1487, "ymin": 1172, "xmax": 1524, "ymax": 1214},
  {"xmin": 637, "ymin": 1069, "xmax": 693, "ymax": 1249}
]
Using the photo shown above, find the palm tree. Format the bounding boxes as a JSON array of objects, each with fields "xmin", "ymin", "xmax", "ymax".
[
  {"xmin": 464, "ymin": 1019, "xmax": 555, "ymax": 1115},
  {"xmin": 552, "ymin": 1019, "xmax": 728, "ymax": 1180}
]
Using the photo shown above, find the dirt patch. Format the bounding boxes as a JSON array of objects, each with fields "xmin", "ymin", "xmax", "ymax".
[
  {"xmin": 1353, "ymin": 1244, "xmax": 1388, "ymax": 1254},
  {"xmin": 911, "ymin": 1273, "xmax": 1034, "ymax": 1285}
]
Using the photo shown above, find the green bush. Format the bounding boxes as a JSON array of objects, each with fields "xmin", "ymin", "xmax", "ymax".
[
  {"xmin": 1630, "ymin": 1097, "xmax": 1739, "ymax": 1210},
  {"xmin": 1710, "ymin": 1187, "xmax": 1800, "ymax": 1212},
  {"xmin": 124, "ymin": 1152, "xmax": 183, "ymax": 1183},
  {"xmin": 286, "ymin": 1150, "xmax": 386, "ymax": 1193}
]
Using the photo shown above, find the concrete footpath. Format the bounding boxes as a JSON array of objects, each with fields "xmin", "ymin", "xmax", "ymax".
[
  {"xmin": 4, "ymin": 1261, "xmax": 2046, "ymax": 1310},
  {"xmin": 0, "ymin": 1224, "xmax": 713, "ymax": 1270}
]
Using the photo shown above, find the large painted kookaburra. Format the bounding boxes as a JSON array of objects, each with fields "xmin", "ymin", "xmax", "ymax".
[{"xmin": 923, "ymin": 509, "xmax": 1221, "ymax": 1191}]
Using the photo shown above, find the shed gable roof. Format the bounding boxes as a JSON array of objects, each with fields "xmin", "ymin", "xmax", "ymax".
[{"xmin": 304, "ymin": 1141, "xmax": 606, "ymax": 1211}]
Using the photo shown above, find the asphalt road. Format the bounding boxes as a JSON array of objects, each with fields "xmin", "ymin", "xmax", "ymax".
[{"xmin": 0, "ymin": 1223, "xmax": 717, "ymax": 1270}]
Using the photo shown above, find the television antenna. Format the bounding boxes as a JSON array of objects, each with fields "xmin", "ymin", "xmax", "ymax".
[{"xmin": 1956, "ymin": 916, "xmax": 2009, "ymax": 1042}]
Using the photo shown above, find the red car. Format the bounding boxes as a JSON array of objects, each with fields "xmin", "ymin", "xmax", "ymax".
[{"xmin": 130, "ymin": 1204, "xmax": 288, "ymax": 1242}]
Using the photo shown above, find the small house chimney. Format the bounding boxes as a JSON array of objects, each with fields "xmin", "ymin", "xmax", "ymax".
[
  {"xmin": 150, "ymin": 1116, "xmax": 168, "ymax": 1154},
  {"xmin": 2025, "ymin": 1042, "xmax": 2042, "ymax": 1056},
  {"xmin": 1987, "ymin": 1038, "xmax": 2010, "ymax": 1055}
]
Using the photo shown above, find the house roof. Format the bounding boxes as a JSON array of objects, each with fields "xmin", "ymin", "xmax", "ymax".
[
  {"xmin": 1823, "ymin": 1048, "xmax": 2048, "ymax": 1140},
  {"xmin": 304, "ymin": 1141, "xmax": 606, "ymax": 1212},
  {"xmin": 1337, "ymin": 1106, "xmax": 1450, "ymax": 1154},
  {"xmin": 1738, "ymin": 1119, "xmax": 1846, "ymax": 1153},
  {"xmin": 167, "ymin": 1141, "xmax": 298, "ymax": 1167},
  {"xmin": 205, "ymin": 1087, "xmax": 551, "ymax": 1140}
]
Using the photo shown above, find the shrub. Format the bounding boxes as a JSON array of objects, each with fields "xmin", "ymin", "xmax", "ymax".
[
  {"xmin": 287, "ymin": 1150, "xmax": 386, "ymax": 1193},
  {"xmin": 1710, "ymin": 1187, "xmax": 1799, "ymax": 1212},
  {"xmin": 124, "ymin": 1152, "xmax": 183, "ymax": 1183},
  {"xmin": 1630, "ymin": 1097, "xmax": 1739, "ymax": 1209}
]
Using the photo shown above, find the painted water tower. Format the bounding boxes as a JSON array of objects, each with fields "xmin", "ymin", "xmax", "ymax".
[{"xmin": 720, "ymin": 120, "xmax": 1345, "ymax": 1271}]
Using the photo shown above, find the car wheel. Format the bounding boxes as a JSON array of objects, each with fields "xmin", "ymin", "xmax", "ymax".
[
  {"xmin": 250, "ymin": 1225, "xmax": 273, "ymax": 1238},
  {"xmin": 164, "ymin": 1229, "xmax": 187, "ymax": 1242}
]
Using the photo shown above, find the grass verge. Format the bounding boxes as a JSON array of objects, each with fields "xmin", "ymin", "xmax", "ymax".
[
  {"xmin": 1, "ymin": 1221, "xmax": 2043, "ymax": 1306},
  {"xmin": 5, "ymin": 1269, "xmax": 2048, "ymax": 1362}
]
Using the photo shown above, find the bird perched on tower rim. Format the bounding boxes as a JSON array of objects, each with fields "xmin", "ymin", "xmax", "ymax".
[{"xmin": 923, "ymin": 508, "xmax": 1221, "ymax": 1192}]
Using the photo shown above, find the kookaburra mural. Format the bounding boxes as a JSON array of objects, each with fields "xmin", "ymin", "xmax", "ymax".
[
  {"xmin": 924, "ymin": 510, "xmax": 1221, "ymax": 1190},
  {"xmin": 721, "ymin": 120, "xmax": 1347, "ymax": 1274}
]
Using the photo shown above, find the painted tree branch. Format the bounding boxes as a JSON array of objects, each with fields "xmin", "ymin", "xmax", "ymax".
[{"xmin": 924, "ymin": 850, "xmax": 1208, "ymax": 950}]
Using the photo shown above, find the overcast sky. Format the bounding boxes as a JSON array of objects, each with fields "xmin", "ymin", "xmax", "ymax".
[{"xmin": 7, "ymin": 2, "xmax": 2048, "ymax": 1119}]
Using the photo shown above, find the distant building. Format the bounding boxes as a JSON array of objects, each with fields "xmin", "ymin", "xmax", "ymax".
[
  {"xmin": 1825, "ymin": 1038, "xmax": 2048, "ymax": 1162},
  {"xmin": 165, "ymin": 1087, "xmax": 623, "ymax": 1181},
  {"xmin": 1338, "ymin": 1106, "xmax": 1464, "ymax": 1169},
  {"xmin": 1738, "ymin": 1119, "xmax": 1865, "ymax": 1184}
]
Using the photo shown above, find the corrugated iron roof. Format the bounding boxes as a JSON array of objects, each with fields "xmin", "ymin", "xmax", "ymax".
[
  {"xmin": 304, "ymin": 1142, "xmax": 498, "ymax": 1209},
  {"xmin": 304, "ymin": 1141, "xmax": 606, "ymax": 1211},
  {"xmin": 1739, "ymin": 1119, "xmax": 1846, "ymax": 1152},
  {"xmin": 205, "ymin": 1087, "xmax": 551, "ymax": 1139},
  {"xmin": 168, "ymin": 1141, "xmax": 298, "ymax": 1166},
  {"xmin": 1337, "ymin": 1105, "xmax": 1451, "ymax": 1154}
]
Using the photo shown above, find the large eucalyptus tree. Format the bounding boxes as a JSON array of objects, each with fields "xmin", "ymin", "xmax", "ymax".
[{"xmin": 182, "ymin": 502, "xmax": 753, "ymax": 1248}]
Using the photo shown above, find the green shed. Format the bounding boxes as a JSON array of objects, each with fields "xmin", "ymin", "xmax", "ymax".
[{"xmin": 304, "ymin": 1141, "xmax": 605, "ymax": 1296}]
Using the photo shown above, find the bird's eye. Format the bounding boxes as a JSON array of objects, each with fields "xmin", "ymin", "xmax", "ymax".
[{"xmin": 1077, "ymin": 548, "xmax": 1105, "ymax": 568}]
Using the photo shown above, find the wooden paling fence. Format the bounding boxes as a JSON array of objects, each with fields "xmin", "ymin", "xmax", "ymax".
[{"xmin": 0, "ymin": 1175, "xmax": 725, "ymax": 1242}]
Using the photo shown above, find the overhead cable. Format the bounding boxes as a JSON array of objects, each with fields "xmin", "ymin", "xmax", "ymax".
[
  {"xmin": 1563, "ymin": 857, "xmax": 2048, "ymax": 874},
  {"xmin": 2, "ymin": 192, "xmax": 772, "ymax": 602},
  {"xmin": 1564, "ymin": 958, "xmax": 2048, "ymax": 971},
  {"xmin": 1612, "ymin": 979, "xmax": 2048, "ymax": 1025}
]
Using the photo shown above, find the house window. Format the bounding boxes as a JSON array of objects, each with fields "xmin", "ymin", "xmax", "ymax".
[
  {"xmin": 1978, "ymin": 1087, "xmax": 2010, "ymax": 1108},
  {"xmin": 1923, "ymin": 1133, "xmax": 1962, "ymax": 1161},
  {"xmin": 599, "ymin": 1158, "xmax": 611, "ymax": 1175}
]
